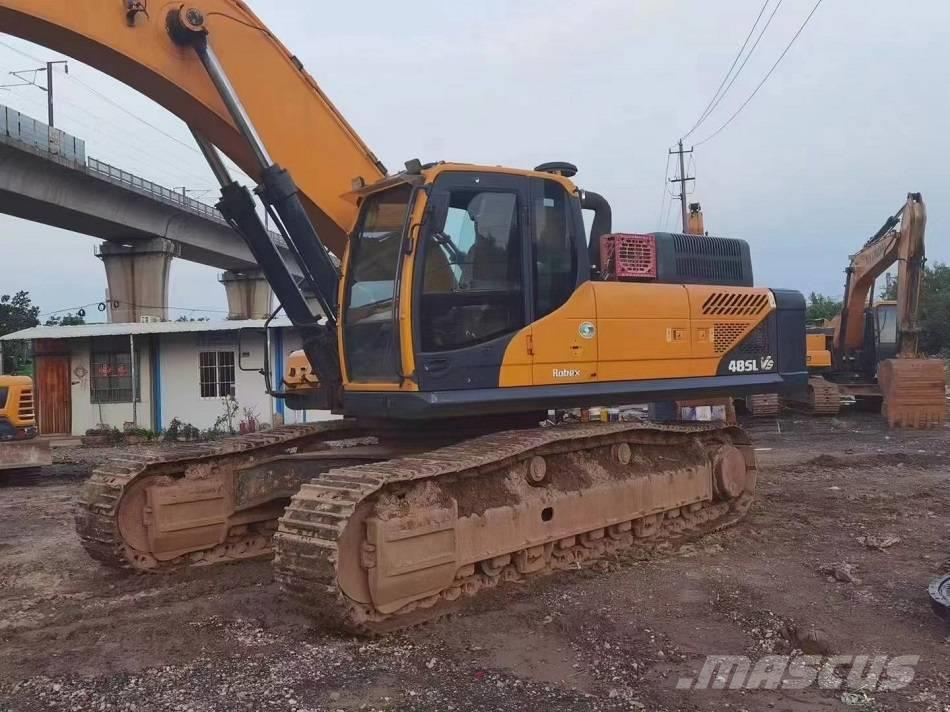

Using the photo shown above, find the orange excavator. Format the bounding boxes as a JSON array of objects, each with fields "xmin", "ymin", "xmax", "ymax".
[
  {"xmin": 0, "ymin": 2, "xmax": 807, "ymax": 633},
  {"xmin": 0, "ymin": 375, "xmax": 51, "ymax": 476},
  {"xmin": 791, "ymin": 194, "xmax": 944, "ymax": 426}
]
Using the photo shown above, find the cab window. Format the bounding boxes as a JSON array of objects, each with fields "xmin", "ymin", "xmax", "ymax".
[
  {"xmin": 533, "ymin": 180, "xmax": 577, "ymax": 319},
  {"xmin": 343, "ymin": 183, "xmax": 412, "ymax": 382},
  {"xmin": 875, "ymin": 304, "xmax": 898, "ymax": 345},
  {"xmin": 420, "ymin": 188, "xmax": 525, "ymax": 351}
]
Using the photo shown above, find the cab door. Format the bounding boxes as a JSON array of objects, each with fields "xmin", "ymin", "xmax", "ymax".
[
  {"xmin": 529, "ymin": 178, "xmax": 597, "ymax": 386},
  {"xmin": 413, "ymin": 171, "xmax": 532, "ymax": 391}
]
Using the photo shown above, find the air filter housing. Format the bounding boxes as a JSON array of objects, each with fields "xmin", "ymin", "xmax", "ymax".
[{"xmin": 600, "ymin": 233, "xmax": 656, "ymax": 280}]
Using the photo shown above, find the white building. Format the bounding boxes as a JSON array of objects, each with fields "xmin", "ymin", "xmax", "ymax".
[{"xmin": 0, "ymin": 320, "xmax": 333, "ymax": 437}]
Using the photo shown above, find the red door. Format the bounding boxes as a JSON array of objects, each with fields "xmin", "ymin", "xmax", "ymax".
[{"xmin": 35, "ymin": 346, "xmax": 71, "ymax": 435}]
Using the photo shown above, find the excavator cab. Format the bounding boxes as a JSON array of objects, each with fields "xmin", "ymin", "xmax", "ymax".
[
  {"xmin": 0, "ymin": 375, "xmax": 52, "ymax": 475},
  {"xmin": 340, "ymin": 168, "xmax": 590, "ymax": 408},
  {"xmin": 0, "ymin": 376, "xmax": 37, "ymax": 441},
  {"xmin": 871, "ymin": 301, "xmax": 898, "ymax": 363},
  {"xmin": 854, "ymin": 300, "xmax": 899, "ymax": 376}
]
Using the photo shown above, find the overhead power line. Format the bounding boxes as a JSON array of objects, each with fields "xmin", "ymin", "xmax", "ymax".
[
  {"xmin": 682, "ymin": 0, "xmax": 772, "ymax": 141},
  {"xmin": 690, "ymin": 0, "xmax": 785, "ymax": 138},
  {"xmin": 64, "ymin": 73, "xmax": 251, "ymax": 181},
  {"xmin": 67, "ymin": 73, "xmax": 202, "ymax": 155},
  {"xmin": 694, "ymin": 0, "xmax": 825, "ymax": 147},
  {"xmin": 40, "ymin": 300, "xmax": 231, "ymax": 318},
  {"xmin": 0, "ymin": 36, "xmax": 249, "ymax": 181},
  {"xmin": 0, "ymin": 38, "xmax": 45, "ymax": 65}
]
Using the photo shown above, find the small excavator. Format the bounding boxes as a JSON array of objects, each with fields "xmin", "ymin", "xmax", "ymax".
[
  {"xmin": 791, "ymin": 194, "xmax": 945, "ymax": 427},
  {"xmin": 0, "ymin": 1, "xmax": 807, "ymax": 633},
  {"xmin": 0, "ymin": 375, "xmax": 51, "ymax": 477}
]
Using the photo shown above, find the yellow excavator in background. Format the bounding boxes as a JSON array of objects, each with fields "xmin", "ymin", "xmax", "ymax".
[
  {"xmin": 0, "ymin": 1, "xmax": 807, "ymax": 633},
  {"xmin": 791, "ymin": 193, "xmax": 945, "ymax": 426},
  {"xmin": 0, "ymin": 375, "xmax": 52, "ymax": 476}
]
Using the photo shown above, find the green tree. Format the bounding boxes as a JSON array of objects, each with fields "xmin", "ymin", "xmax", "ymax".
[
  {"xmin": 806, "ymin": 292, "xmax": 842, "ymax": 323},
  {"xmin": 45, "ymin": 312, "xmax": 86, "ymax": 326},
  {"xmin": 916, "ymin": 262, "xmax": 950, "ymax": 354},
  {"xmin": 0, "ymin": 291, "xmax": 40, "ymax": 373},
  {"xmin": 874, "ymin": 262, "xmax": 950, "ymax": 354}
]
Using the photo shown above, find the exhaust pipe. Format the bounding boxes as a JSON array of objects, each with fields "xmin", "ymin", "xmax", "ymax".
[{"xmin": 580, "ymin": 190, "xmax": 612, "ymax": 275}]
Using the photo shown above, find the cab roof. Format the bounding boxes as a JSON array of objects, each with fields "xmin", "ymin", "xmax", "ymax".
[{"xmin": 341, "ymin": 162, "xmax": 580, "ymax": 204}]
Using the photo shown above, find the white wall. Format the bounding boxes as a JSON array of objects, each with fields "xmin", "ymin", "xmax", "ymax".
[
  {"xmin": 156, "ymin": 327, "xmax": 337, "ymax": 430},
  {"xmin": 69, "ymin": 337, "xmax": 153, "ymax": 437},
  {"xmin": 60, "ymin": 327, "xmax": 335, "ymax": 436},
  {"xmin": 158, "ymin": 330, "xmax": 274, "ymax": 433}
]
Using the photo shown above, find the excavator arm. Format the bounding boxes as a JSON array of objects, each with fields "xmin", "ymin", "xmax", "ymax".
[
  {"xmin": 893, "ymin": 194, "xmax": 926, "ymax": 358},
  {"xmin": 0, "ymin": 1, "xmax": 386, "ymax": 257},
  {"xmin": 835, "ymin": 193, "xmax": 926, "ymax": 357},
  {"xmin": 0, "ymin": 1, "xmax": 394, "ymax": 402},
  {"xmin": 831, "ymin": 193, "xmax": 940, "ymax": 429}
]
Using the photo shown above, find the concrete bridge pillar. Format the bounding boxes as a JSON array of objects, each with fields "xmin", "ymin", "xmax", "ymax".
[
  {"xmin": 96, "ymin": 238, "xmax": 179, "ymax": 323},
  {"xmin": 220, "ymin": 269, "xmax": 274, "ymax": 320}
]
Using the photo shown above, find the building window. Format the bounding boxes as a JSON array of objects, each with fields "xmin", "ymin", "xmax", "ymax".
[
  {"xmin": 199, "ymin": 351, "xmax": 235, "ymax": 398},
  {"xmin": 91, "ymin": 350, "xmax": 140, "ymax": 404}
]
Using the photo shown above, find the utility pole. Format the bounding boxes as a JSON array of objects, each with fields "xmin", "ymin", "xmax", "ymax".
[
  {"xmin": 46, "ymin": 62, "xmax": 56, "ymax": 127},
  {"xmin": 669, "ymin": 140, "xmax": 695, "ymax": 233},
  {"xmin": 0, "ymin": 60, "xmax": 69, "ymax": 127}
]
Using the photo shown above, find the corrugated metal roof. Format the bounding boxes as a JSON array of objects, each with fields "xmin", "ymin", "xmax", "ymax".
[{"xmin": 0, "ymin": 318, "xmax": 296, "ymax": 341}]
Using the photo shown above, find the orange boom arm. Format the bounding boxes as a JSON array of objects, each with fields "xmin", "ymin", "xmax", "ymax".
[{"xmin": 0, "ymin": 1, "xmax": 385, "ymax": 256}]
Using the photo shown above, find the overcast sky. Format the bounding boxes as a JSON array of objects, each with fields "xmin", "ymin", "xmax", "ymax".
[{"xmin": 0, "ymin": 0, "xmax": 947, "ymax": 321}]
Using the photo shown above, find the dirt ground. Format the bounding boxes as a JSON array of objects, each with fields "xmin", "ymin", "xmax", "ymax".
[{"xmin": 1, "ymin": 414, "xmax": 950, "ymax": 712}]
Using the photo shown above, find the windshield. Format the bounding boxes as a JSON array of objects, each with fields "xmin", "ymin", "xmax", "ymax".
[
  {"xmin": 876, "ymin": 303, "xmax": 898, "ymax": 346},
  {"xmin": 343, "ymin": 183, "xmax": 413, "ymax": 382}
]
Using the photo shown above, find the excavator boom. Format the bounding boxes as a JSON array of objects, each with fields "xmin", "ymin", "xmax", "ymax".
[
  {"xmin": 836, "ymin": 193, "xmax": 925, "ymax": 355},
  {"xmin": 823, "ymin": 194, "xmax": 942, "ymax": 428},
  {"xmin": 0, "ymin": 1, "xmax": 385, "ymax": 257}
]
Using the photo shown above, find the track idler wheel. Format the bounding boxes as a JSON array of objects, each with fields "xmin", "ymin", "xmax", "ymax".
[
  {"xmin": 713, "ymin": 445, "xmax": 751, "ymax": 499},
  {"xmin": 929, "ymin": 574, "xmax": 950, "ymax": 620}
]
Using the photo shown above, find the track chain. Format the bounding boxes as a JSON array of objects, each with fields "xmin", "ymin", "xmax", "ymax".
[
  {"xmin": 275, "ymin": 421, "xmax": 754, "ymax": 635},
  {"xmin": 747, "ymin": 393, "xmax": 781, "ymax": 417},
  {"xmin": 75, "ymin": 421, "xmax": 355, "ymax": 571},
  {"xmin": 782, "ymin": 376, "xmax": 840, "ymax": 416},
  {"xmin": 808, "ymin": 377, "xmax": 841, "ymax": 415}
]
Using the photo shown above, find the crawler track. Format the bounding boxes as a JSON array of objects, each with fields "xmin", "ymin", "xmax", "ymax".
[
  {"xmin": 746, "ymin": 393, "xmax": 781, "ymax": 417},
  {"xmin": 76, "ymin": 421, "xmax": 357, "ymax": 571},
  {"xmin": 785, "ymin": 376, "xmax": 841, "ymax": 416},
  {"xmin": 275, "ymin": 421, "xmax": 755, "ymax": 635}
]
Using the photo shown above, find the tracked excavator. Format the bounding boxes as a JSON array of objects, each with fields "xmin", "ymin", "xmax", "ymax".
[
  {"xmin": 789, "ymin": 194, "xmax": 944, "ymax": 427},
  {"xmin": 0, "ymin": 375, "xmax": 51, "ymax": 476},
  {"xmin": 0, "ymin": 2, "xmax": 807, "ymax": 633}
]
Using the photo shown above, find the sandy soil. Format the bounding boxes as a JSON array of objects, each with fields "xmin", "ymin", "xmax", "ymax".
[{"xmin": 1, "ymin": 415, "xmax": 949, "ymax": 711}]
